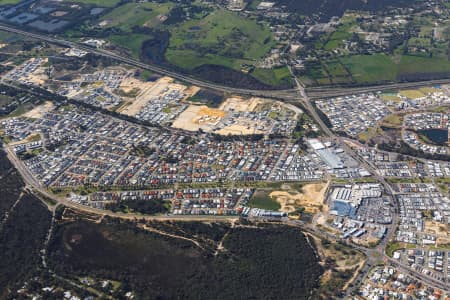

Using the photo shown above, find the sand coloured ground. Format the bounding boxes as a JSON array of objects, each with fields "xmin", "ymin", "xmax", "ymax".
[
  {"xmin": 270, "ymin": 182, "xmax": 328, "ymax": 214},
  {"xmin": 23, "ymin": 101, "xmax": 54, "ymax": 119},
  {"xmin": 216, "ymin": 124, "xmax": 264, "ymax": 135},
  {"xmin": 119, "ymin": 76, "xmax": 173, "ymax": 116},
  {"xmin": 172, "ymin": 105, "xmax": 226, "ymax": 131},
  {"xmin": 219, "ymin": 96, "xmax": 262, "ymax": 112}
]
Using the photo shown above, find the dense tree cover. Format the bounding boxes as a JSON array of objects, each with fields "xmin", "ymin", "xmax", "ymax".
[
  {"xmin": 220, "ymin": 226, "xmax": 323, "ymax": 299},
  {"xmin": 191, "ymin": 64, "xmax": 279, "ymax": 90},
  {"xmin": 0, "ymin": 194, "xmax": 52, "ymax": 298},
  {"xmin": 0, "ymin": 144, "xmax": 24, "ymax": 215},
  {"xmin": 187, "ymin": 89, "xmax": 225, "ymax": 108},
  {"xmin": 144, "ymin": 220, "xmax": 230, "ymax": 251},
  {"xmin": 105, "ymin": 198, "xmax": 169, "ymax": 215},
  {"xmin": 0, "ymin": 147, "xmax": 52, "ymax": 297},
  {"xmin": 379, "ymin": 141, "xmax": 450, "ymax": 162},
  {"xmin": 48, "ymin": 219, "xmax": 322, "ymax": 299},
  {"xmin": 130, "ymin": 144, "xmax": 157, "ymax": 157},
  {"xmin": 311, "ymin": 101, "xmax": 332, "ymax": 128}
]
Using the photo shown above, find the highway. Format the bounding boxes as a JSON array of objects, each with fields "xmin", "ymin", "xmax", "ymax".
[
  {"xmin": 2, "ymin": 23, "xmax": 450, "ymax": 101},
  {"xmin": 306, "ymin": 79, "xmax": 450, "ymax": 99},
  {"xmin": 0, "ymin": 24, "xmax": 299, "ymax": 100}
]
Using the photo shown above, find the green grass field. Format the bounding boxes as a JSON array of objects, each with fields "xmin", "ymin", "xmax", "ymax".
[
  {"xmin": 248, "ymin": 190, "xmax": 281, "ymax": 211},
  {"xmin": 306, "ymin": 52, "xmax": 450, "ymax": 86},
  {"xmin": 339, "ymin": 54, "xmax": 397, "ymax": 83},
  {"xmin": 398, "ymin": 55, "xmax": 450, "ymax": 74},
  {"xmin": 314, "ymin": 14, "xmax": 356, "ymax": 51},
  {"xmin": 69, "ymin": 0, "xmax": 121, "ymax": 7},
  {"xmin": 323, "ymin": 23, "xmax": 353, "ymax": 51},
  {"xmin": 0, "ymin": 0, "xmax": 21, "ymax": 5},
  {"xmin": 101, "ymin": 2, "xmax": 174, "ymax": 31},
  {"xmin": 108, "ymin": 34, "xmax": 151, "ymax": 58},
  {"xmin": 164, "ymin": 49, "xmax": 245, "ymax": 70},
  {"xmin": 95, "ymin": 3, "xmax": 286, "ymax": 87},
  {"xmin": 166, "ymin": 10, "xmax": 274, "ymax": 70},
  {"xmin": 251, "ymin": 66, "xmax": 292, "ymax": 87}
]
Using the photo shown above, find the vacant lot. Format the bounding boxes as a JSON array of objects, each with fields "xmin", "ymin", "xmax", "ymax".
[
  {"xmin": 219, "ymin": 96, "xmax": 261, "ymax": 112},
  {"xmin": 306, "ymin": 51, "xmax": 450, "ymax": 86},
  {"xmin": 250, "ymin": 66, "xmax": 292, "ymax": 87},
  {"xmin": 23, "ymin": 101, "xmax": 54, "ymax": 119},
  {"xmin": 340, "ymin": 54, "xmax": 397, "ymax": 83},
  {"xmin": 398, "ymin": 55, "xmax": 450, "ymax": 76},
  {"xmin": 172, "ymin": 105, "xmax": 225, "ymax": 132},
  {"xmin": 118, "ymin": 76, "xmax": 176, "ymax": 116},
  {"xmin": 270, "ymin": 182, "xmax": 328, "ymax": 214}
]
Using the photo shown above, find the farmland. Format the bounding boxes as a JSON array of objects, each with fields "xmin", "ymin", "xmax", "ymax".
[
  {"xmin": 304, "ymin": 54, "xmax": 397, "ymax": 86},
  {"xmin": 100, "ymin": 2, "xmax": 174, "ymax": 31},
  {"xmin": 166, "ymin": 10, "xmax": 274, "ymax": 69},
  {"xmin": 304, "ymin": 52, "xmax": 450, "ymax": 85},
  {"xmin": 340, "ymin": 54, "xmax": 397, "ymax": 84}
]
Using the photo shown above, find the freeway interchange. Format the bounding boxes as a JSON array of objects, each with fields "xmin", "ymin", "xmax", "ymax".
[{"xmin": 0, "ymin": 24, "xmax": 449, "ymax": 297}]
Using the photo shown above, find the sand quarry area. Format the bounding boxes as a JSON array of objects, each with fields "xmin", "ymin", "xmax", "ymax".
[{"xmin": 270, "ymin": 182, "xmax": 329, "ymax": 214}]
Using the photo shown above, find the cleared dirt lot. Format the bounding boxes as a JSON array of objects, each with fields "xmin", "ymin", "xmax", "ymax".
[
  {"xmin": 24, "ymin": 58, "xmax": 49, "ymax": 86},
  {"xmin": 172, "ymin": 105, "xmax": 225, "ymax": 131},
  {"xmin": 425, "ymin": 221, "xmax": 450, "ymax": 246},
  {"xmin": 119, "ymin": 76, "xmax": 172, "ymax": 115},
  {"xmin": 216, "ymin": 124, "xmax": 264, "ymax": 135},
  {"xmin": 120, "ymin": 77, "xmax": 178, "ymax": 115},
  {"xmin": 23, "ymin": 101, "xmax": 54, "ymax": 119},
  {"xmin": 118, "ymin": 76, "xmax": 197, "ymax": 116},
  {"xmin": 172, "ymin": 94, "xmax": 298, "ymax": 135},
  {"xmin": 270, "ymin": 182, "xmax": 329, "ymax": 214},
  {"xmin": 218, "ymin": 96, "xmax": 262, "ymax": 112}
]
